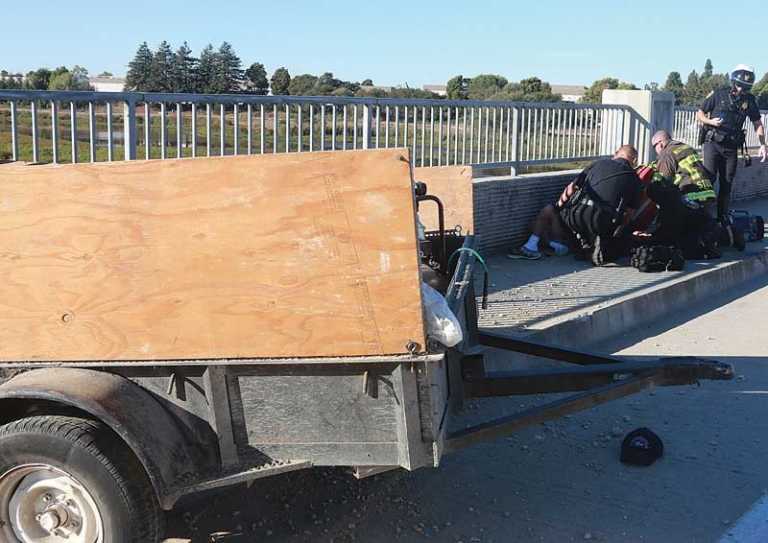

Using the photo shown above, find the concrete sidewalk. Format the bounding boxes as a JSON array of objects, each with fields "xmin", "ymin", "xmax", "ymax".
[{"xmin": 476, "ymin": 197, "xmax": 768, "ymax": 349}]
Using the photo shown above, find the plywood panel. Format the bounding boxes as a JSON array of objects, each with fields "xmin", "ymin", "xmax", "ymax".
[
  {"xmin": 0, "ymin": 149, "xmax": 425, "ymax": 361},
  {"xmin": 412, "ymin": 166, "xmax": 474, "ymax": 232}
]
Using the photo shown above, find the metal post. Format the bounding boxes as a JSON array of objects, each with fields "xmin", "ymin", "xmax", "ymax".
[
  {"xmin": 191, "ymin": 103, "xmax": 197, "ymax": 158},
  {"xmin": 88, "ymin": 102, "xmax": 96, "ymax": 162},
  {"xmin": 70, "ymin": 102, "xmax": 78, "ymax": 164},
  {"xmin": 144, "ymin": 103, "xmax": 151, "ymax": 160},
  {"xmin": 510, "ymin": 107, "xmax": 519, "ymax": 176},
  {"xmin": 160, "ymin": 103, "xmax": 167, "ymax": 160},
  {"xmin": 176, "ymin": 103, "xmax": 183, "ymax": 158},
  {"xmin": 233, "ymin": 103, "xmax": 239, "ymax": 156},
  {"xmin": 10, "ymin": 101, "xmax": 18, "ymax": 161},
  {"xmin": 106, "ymin": 102, "xmax": 114, "ymax": 162},
  {"xmin": 361, "ymin": 104, "xmax": 372, "ymax": 149},
  {"xmin": 50, "ymin": 101, "xmax": 59, "ymax": 164},
  {"xmin": 31, "ymin": 101, "xmax": 39, "ymax": 163},
  {"xmin": 123, "ymin": 100, "xmax": 137, "ymax": 161}
]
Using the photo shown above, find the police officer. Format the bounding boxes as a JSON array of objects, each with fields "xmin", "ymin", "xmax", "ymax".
[{"xmin": 696, "ymin": 64, "xmax": 767, "ymax": 221}]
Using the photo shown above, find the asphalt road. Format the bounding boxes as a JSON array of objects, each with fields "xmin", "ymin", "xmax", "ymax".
[{"xmin": 165, "ymin": 274, "xmax": 768, "ymax": 543}]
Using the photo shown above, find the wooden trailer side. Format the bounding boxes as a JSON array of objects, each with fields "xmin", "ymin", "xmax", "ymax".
[{"xmin": 0, "ymin": 149, "xmax": 426, "ymax": 361}]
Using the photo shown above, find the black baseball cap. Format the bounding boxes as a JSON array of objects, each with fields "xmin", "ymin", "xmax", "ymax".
[{"xmin": 620, "ymin": 428, "xmax": 664, "ymax": 466}]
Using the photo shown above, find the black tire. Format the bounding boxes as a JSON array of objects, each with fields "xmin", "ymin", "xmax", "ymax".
[{"xmin": 0, "ymin": 415, "xmax": 163, "ymax": 543}]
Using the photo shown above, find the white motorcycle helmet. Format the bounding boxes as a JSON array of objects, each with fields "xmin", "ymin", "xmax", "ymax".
[{"xmin": 731, "ymin": 64, "xmax": 756, "ymax": 89}]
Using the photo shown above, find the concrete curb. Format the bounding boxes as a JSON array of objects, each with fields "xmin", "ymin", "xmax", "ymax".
[{"xmin": 521, "ymin": 249, "xmax": 768, "ymax": 349}]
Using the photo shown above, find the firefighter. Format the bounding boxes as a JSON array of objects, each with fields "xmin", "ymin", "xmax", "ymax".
[
  {"xmin": 651, "ymin": 130, "xmax": 716, "ymax": 205},
  {"xmin": 696, "ymin": 65, "xmax": 767, "ymax": 221}
]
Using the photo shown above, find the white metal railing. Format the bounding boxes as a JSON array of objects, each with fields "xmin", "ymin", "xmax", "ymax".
[
  {"xmin": 674, "ymin": 106, "xmax": 768, "ymax": 150},
  {"xmin": 0, "ymin": 90, "xmax": 637, "ymax": 170}
]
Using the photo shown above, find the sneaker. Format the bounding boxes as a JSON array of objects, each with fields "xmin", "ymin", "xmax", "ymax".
[
  {"xmin": 508, "ymin": 246, "xmax": 543, "ymax": 260},
  {"xmin": 549, "ymin": 242, "xmax": 570, "ymax": 256}
]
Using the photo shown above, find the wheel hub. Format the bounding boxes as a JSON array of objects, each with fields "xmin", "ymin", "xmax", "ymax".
[{"xmin": 0, "ymin": 464, "xmax": 103, "ymax": 543}]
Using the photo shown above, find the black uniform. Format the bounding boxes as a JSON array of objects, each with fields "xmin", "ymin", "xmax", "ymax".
[
  {"xmin": 559, "ymin": 157, "xmax": 642, "ymax": 261},
  {"xmin": 699, "ymin": 87, "xmax": 761, "ymax": 219}
]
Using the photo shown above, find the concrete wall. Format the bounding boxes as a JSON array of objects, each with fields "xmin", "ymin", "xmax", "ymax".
[
  {"xmin": 732, "ymin": 155, "xmax": 768, "ymax": 203},
  {"xmin": 472, "ymin": 158, "xmax": 768, "ymax": 255},
  {"xmin": 473, "ymin": 170, "xmax": 576, "ymax": 254}
]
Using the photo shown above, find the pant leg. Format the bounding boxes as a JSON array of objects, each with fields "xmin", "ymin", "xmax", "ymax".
[{"xmin": 718, "ymin": 146, "xmax": 739, "ymax": 219}]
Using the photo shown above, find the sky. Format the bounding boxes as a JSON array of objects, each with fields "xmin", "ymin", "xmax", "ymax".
[{"xmin": 2, "ymin": 0, "xmax": 765, "ymax": 88}]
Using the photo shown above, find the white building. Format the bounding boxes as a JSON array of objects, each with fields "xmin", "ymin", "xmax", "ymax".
[
  {"xmin": 89, "ymin": 76, "xmax": 126, "ymax": 92},
  {"xmin": 422, "ymin": 84, "xmax": 447, "ymax": 97},
  {"xmin": 551, "ymin": 84, "xmax": 586, "ymax": 103}
]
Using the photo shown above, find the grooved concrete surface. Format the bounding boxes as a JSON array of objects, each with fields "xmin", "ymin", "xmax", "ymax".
[{"xmin": 476, "ymin": 198, "xmax": 768, "ymax": 341}]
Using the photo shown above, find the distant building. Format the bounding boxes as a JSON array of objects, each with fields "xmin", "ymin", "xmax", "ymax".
[
  {"xmin": 89, "ymin": 76, "xmax": 126, "ymax": 92},
  {"xmin": 422, "ymin": 84, "xmax": 447, "ymax": 96},
  {"xmin": 551, "ymin": 84, "xmax": 586, "ymax": 103}
]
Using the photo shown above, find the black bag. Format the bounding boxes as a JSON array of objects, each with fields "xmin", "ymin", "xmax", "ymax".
[{"xmin": 630, "ymin": 245, "xmax": 685, "ymax": 273}]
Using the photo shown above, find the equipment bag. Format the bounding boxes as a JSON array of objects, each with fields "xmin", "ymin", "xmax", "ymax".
[
  {"xmin": 730, "ymin": 210, "xmax": 765, "ymax": 242},
  {"xmin": 630, "ymin": 245, "xmax": 685, "ymax": 273}
]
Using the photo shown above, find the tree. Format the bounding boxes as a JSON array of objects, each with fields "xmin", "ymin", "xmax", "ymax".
[
  {"xmin": 271, "ymin": 67, "xmax": 291, "ymax": 95},
  {"xmin": 467, "ymin": 74, "xmax": 507, "ymax": 100},
  {"xmin": 581, "ymin": 78, "xmax": 637, "ymax": 104},
  {"xmin": 287, "ymin": 74, "xmax": 318, "ymax": 96},
  {"xmin": 446, "ymin": 75, "xmax": 469, "ymax": 99},
  {"xmin": 361, "ymin": 79, "xmax": 373, "ymax": 86},
  {"xmin": 491, "ymin": 77, "xmax": 561, "ymax": 102},
  {"xmin": 214, "ymin": 42, "xmax": 243, "ymax": 93},
  {"xmin": 172, "ymin": 41, "xmax": 198, "ymax": 93},
  {"xmin": 244, "ymin": 62, "xmax": 269, "ymax": 95},
  {"xmin": 754, "ymin": 72, "xmax": 768, "ymax": 108},
  {"xmin": 195, "ymin": 44, "xmax": 217, "ymax": 93},
  {"xmin": 125, "ymin": 42, "xmax": 154, "ymax": 91},
  {"xmin": 98, "ymin": 71, "xmax": 113, "ymax": 77},
  {"xmin": 25, "ymin": 68, "xmax": 52, "ymax": 90},
  {"xmin": 682, "ymin": 70, "xmax": 701, "ymax": 105},
  {"xmin": 703, "ymin": 58, "xmax": 713, "ymax": 80},
  {"xmin": 663, "ymin": 71, "xmax": 684, "ymax": 104},
  {"xmin": 47, "ymin": 66, "xmax": 92, "ymax": 91},
  {"xmin": 314, "ymin": 72, "xmax": 341, "ymax": 95},
  {"xmin": 150, "ymin": 41, "xmax": 174, "ymax": 92}
]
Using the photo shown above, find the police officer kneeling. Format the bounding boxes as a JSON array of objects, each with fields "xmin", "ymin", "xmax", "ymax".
[
  {"xmin": 696, "ymin": 64, "xmax": 767, "ymax": 222},
  {"xmin": 558, "ymin": 145, "xmax": 643, "ymax": 266}
]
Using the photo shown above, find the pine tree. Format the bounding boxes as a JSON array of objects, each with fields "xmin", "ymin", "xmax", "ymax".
[
  {"xmin": 244, "ymin": 62, "xmax": 269, "ymax": 95},
  {"xmin": 215, "ymin": 42, "xmax": 243, "ymax": 93},
  {"xmin": 172, "ymin": 41, "xmax": 198, "ymax": 93},
  {"xmin": 196, "ymin": 44, "xmax": 217, "ymax": 93},
  {"xmin": 682, "ymin": 70, "xmax": 701, "ymax": 105},
  {"xmin": 150, "ymin": 41, "xmax": 174, "ymax": 92},
  {"xmin": 125, "ymin": 42, "xmax": 154, "ymax": 91},
  {"xmin": 270, "ymin": 67, "xmax": 291, "ymax": 95},
  {"xmin": 663, "ymin": 71, "xmax": 684, "ymax": 104},
  {"xmin": 703, "ymin": 59, "xmax": 713, "ymax": 80}
]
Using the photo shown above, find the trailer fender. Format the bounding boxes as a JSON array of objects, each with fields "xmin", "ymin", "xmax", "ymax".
[{"xmin": 0, "ymin": 368, "xmax": 218, "ymax": 509}]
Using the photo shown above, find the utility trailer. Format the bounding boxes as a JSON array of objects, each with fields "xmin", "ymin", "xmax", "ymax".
[{"xmin": 0, "ymin": 150, "xmax": 732, "ymax": 543}]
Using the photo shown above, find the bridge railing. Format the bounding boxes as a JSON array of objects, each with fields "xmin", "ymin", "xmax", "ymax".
[
  {"xmin": 674, "ymin": 105, "xmax": 768, "ymax": 150},
  {"xmin": 0, "ymin": 90, "xmax": 636, "ymax": 170}
]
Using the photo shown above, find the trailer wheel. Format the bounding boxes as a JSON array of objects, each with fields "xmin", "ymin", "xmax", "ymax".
[{"xmin": 0, "ymin": 415, "xmax": 163, "ymax": 543}]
